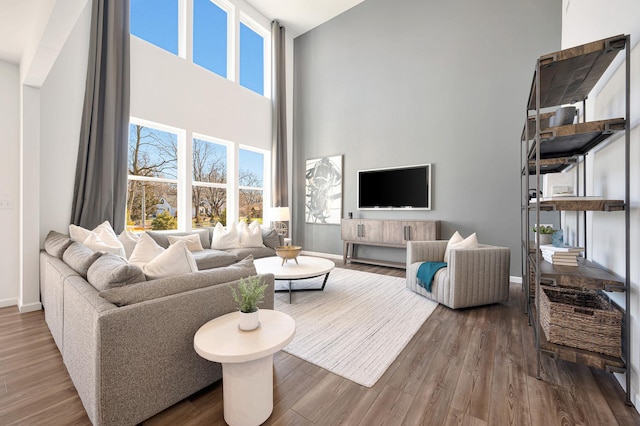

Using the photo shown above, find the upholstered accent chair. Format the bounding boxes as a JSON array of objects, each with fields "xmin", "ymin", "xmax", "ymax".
[{"xmin": 406, "ymin": 240, "xmax": 510, "ymax": 309}]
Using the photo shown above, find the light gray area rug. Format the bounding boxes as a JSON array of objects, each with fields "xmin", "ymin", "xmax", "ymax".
[{"xmin": 274, "ymin": 267, "xmax": 438, "ymax": 387}]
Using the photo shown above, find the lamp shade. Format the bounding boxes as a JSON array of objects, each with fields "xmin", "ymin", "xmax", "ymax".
[{"xmin": 267, "ymin": 206, "xmax": 290, "ymax": 222}]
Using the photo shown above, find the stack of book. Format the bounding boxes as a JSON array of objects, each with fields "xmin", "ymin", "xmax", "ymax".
[{"xmin": 539, "ymin": 244, "xmax": 584, "ymax": 266}]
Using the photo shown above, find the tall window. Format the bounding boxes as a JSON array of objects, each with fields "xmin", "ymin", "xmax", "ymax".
[
  {"xmin": 127, "ymin": 123, "xmax": 179, "ymax": 230},
  {"xmin": 193, "ymin": 0, "xmax": 228, "ymax": 78},
  {"xmin": 238, "ymin": 148, "xmax": 265, "ymax": 222},
  {"xmin": 239, "ymin": 22, "xmax": 264, "ymax": 95},
  {"xmin": 192, "ymin": 138, "xmax": 228, "ymax": 227},
  {"xmin": 130, "ymin": 0, "xmax": 179, "ymax": 55}
]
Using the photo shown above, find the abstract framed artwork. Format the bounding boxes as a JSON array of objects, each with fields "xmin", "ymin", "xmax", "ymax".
[{"xmin": 305, "ymin": 155, "xmax": 343, "ymax": 224}]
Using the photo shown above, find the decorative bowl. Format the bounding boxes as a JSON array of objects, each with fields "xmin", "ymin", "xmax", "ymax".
[{"xmin": 275, "ymin": 246, "xmax": 302, "ymax": 265}]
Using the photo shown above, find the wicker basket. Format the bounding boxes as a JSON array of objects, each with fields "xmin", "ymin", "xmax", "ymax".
[{"xmin": 539, "ymin": 286, "xmax": 622, "ymax": 357}]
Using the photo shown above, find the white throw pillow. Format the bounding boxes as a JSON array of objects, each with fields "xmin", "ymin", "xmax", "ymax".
[
  {"xmin": 238, "ymin": 220, "xmax": 265, "ymax": 248},
  {"xmin": 167, "ymin": 234, "xmax": 204, "ymax": 252},
  {"xmin": 142, "ymin": 241, "xmax": 198, "ymax": 280},
  {"xmin": 118, "ymin": 231, "xmax": 140, "ymax": 259},
  {"xmin": 69, "ymin": 224, "xmax": 92, "ymax": 242},
  {"xmin": 83, "ymin": 232, "xmax": 127, "ymax": 257},
  {"xmin": 211, "ymin": 222, "xmax": 239, "ymax": 250},
  {"xmin": 69, "ymin": 221, "xmax": 126, "ymax": 258},
  {"xmin": 445, "ymin": 232, "xmax": 479, "ymax": 262},
  {"xmin": 129, "ymin": 233, "xmax": 166, "ymax": 267}
]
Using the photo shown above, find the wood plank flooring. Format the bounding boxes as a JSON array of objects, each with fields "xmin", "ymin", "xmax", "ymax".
[{"xmin": 1, "ymin": 262, "xmax": 638, "ymax": 425}]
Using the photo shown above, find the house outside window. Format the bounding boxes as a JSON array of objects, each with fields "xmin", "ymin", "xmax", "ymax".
[{"xmin": 127, "ymin": 122, "xmax": 180, "ymax": 231}]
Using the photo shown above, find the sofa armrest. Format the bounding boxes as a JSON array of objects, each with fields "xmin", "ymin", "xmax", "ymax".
[
  {"xmin": 406, "ymin": 240, "xmax": 448, "ymax": 265},
  {"xmin": 447, "ymin": 245, "xmax": 510, "ymax": 309}
]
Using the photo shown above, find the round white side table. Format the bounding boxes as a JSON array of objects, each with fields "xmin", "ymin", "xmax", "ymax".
[{"xmin": 193, "ymin": 309, "xmax": 295, "ymax": 426}]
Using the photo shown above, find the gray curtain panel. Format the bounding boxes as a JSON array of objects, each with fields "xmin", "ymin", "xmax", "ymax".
[
  {"xmin": 71, "ymin": 0, "xmax": 130, "ymax": 233},
  {"xmin": 271, "ymin": 20, "xmax": 288, "ymax": 208}
]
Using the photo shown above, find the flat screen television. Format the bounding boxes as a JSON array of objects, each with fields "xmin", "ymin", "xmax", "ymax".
[{"xmin": 358, "ymin": 164, "xmax": 431, "ymax": 210}]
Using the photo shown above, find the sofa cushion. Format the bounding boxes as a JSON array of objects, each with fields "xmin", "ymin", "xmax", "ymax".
[
  {"xmin": 191, "ymin": 249, "xmax": 238, "ymax": 270},
  {"xmin": 146, "ymin": 229, "xmax": 211, "ymax": 249},
  {"xmin": 44, "ymin": 230, "xmax": 74, "ymax": 258},
  {"xmin": 261, "ymin": 228, "xmax": 281, "ymax": 249},
  {"xmin": 142, "ymin": 241, "xmax": 199, "ymax": 280},
  {"xmin": 211, "ymin": 222, "xmax": 239, "ymax": 250},
  {"xmin": 129, "ymin": 233, "xmax": 165, "ymax": 266},
  {"xmin": 87, "ymin": 253, "xmax": 146, "ymax": 291},
  {"xmin": 167, "ymin": 234, "xmax": 204, "ymax": 252},
  {"xmin": 63, "ymin": 242, "xmax": 103, "ymax": 278},
  {"xmin": 99, "ymin": 255, "xmax": 257, "ymax": 306},
  {"xmin": 224, "ymin": 246, "xmax": 276, "ymax": 260}
]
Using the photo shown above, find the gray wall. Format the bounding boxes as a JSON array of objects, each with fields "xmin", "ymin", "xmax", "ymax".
[{"xmin": 292, "ymin": 0, "xmax": 561, "ymax": 275}]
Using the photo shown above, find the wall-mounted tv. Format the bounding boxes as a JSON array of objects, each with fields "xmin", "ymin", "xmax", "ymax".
[{"xmin": 358, "ymin": 164, "xmax": 431, "ymax": 210}]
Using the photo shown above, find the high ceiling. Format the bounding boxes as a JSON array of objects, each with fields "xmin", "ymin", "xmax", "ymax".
[
  {"xmin": 245, "ymin": 0, "xmax": 365, "ymax": 37},
  {"xmin": 0, "ymin": 0, "xmax": 364, "ymax": 65}
]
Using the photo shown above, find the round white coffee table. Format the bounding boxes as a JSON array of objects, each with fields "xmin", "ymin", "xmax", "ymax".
[
  {"xmin": 254, "ymin": 256, "xmax": 335, "ymax": 303},
  {"xmin": 194, "ymin": 309, "xmax": 295, "ymax": 426}
]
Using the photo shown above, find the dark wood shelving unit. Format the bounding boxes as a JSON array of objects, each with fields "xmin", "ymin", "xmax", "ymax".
[{"xmin": 520, "ymin": 34, "xmax": 632, "ymax": 405}]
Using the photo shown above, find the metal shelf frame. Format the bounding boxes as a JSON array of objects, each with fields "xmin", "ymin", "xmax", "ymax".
[{"xmin": 520, "ymin": 34, "xmax": 632, "ymax": 406}]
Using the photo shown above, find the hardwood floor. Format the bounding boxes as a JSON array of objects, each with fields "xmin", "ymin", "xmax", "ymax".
[{"xmin": 1, "ymin": 263, "xmax": 638, "ymax": 425}]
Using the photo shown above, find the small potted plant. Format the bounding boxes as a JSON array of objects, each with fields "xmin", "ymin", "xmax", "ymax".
[
  {"xmin": 532, "ymin": 225, "xmax": 555, "ymax": 245},
  {"xmin": 230, "ymin": 275, "xmax": 268, "ymax": 331}
]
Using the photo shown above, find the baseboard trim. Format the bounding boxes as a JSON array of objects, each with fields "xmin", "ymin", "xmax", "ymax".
[
  {"xmin": 0, "ymin": 297, "xmax": 18, "ymax": 308},
  {"xmin": 19, "ymin": 301, "xmax": 42, "ymax": 313},
  {"xmin": 300, "ymin": 250, "xmax": 343, "ymax": 262},
  {"xmin": 510, "ymin": 276, "xmax": 523, "ymax": 284}
]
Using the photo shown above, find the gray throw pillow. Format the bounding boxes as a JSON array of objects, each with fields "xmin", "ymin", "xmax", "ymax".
[
  {"xmin": 62, "ymin": 242, "xmax": 103, "ymax": 278},
  {"xmin": 87, "ymin": 253, "xmax": 146, "ymax": 291},
  {"xmin": 261, "ymin": 228, "xmax": 282, "ymax": 249},
  {"xmin": 146, "ymin": 229, "xmax": 211, "ymax": 249},
  {"xmin": 99, "ymin": 255, "xmax": 258, "ymax": 306},
  {"xmin": 44, "ymin": 230, "xmax": 74, "ymax": 259}
]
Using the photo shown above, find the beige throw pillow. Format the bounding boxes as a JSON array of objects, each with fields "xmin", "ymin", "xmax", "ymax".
[
  {"xmin": 69, "ymin": 221, "xmax": 126, "ymax": 258},
  {"xmin": 118, "ymin": 231, "xmax": 140, "ymax": 259},
  {"xmin": 142, "ymin": 241, "xmax": 199, "ymax": 280},
  {"xmin": 444, "ymin": 232, "xmax": 479, "ymax": 262},
  {"xmin": 167, "ymin": 234, "xmax": 204, "ymax": 252},
  {"xmin": 443, "ymin": 231, "xmax": 463, "ymax": 262}
]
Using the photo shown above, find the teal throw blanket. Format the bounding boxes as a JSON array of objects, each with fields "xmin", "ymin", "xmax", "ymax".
[{"xmin": 417, "ymin": 261, "xmax": 447, "ymax": 292}]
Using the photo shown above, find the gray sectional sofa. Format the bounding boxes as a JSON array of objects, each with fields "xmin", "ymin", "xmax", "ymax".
[{"xmin": 39, "ymin": 227, "xmax": 281, "ymax": 426}]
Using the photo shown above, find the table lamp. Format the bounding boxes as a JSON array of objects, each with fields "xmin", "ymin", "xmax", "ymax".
[{"xmin": 267, "ymin": 207, "xmax": 290, "ymax": 237}]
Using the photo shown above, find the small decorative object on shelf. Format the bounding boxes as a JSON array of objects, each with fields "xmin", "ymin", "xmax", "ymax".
[
  {"xmin": 275, "ymin": 245, "xmax": 302, "ymax": 265},
  {"xmin": 551, "ymin": 229, "xmax": 563, "ymax": 247},
  {"xmin": 532, "ymin": 225, "xmax": 554, "ymax": 245},
  {"xmin": 230, "ymin": 275, "xmax": 268, "ymax": 331}
]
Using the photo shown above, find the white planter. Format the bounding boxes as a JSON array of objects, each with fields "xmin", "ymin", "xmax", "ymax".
[
  {"xmin": 535, "ymin": 233, "xmax": 552, "ymax": 245},
  {"xmin": 239, "ymin": 309, "xmax": 259, "ymax": 331}
]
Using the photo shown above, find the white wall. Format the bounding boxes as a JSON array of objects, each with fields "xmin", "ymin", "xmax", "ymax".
[
  {"xmin": 39, "ymin": 2, "xmax": 91, "ymax": 242},
  {"xmin": 562, "ymin": 0, "xmax": 640, "ymax": 409},
  {"xmin": 0, "ymin": 60, "xmax": 20, "ymax": 307}
]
